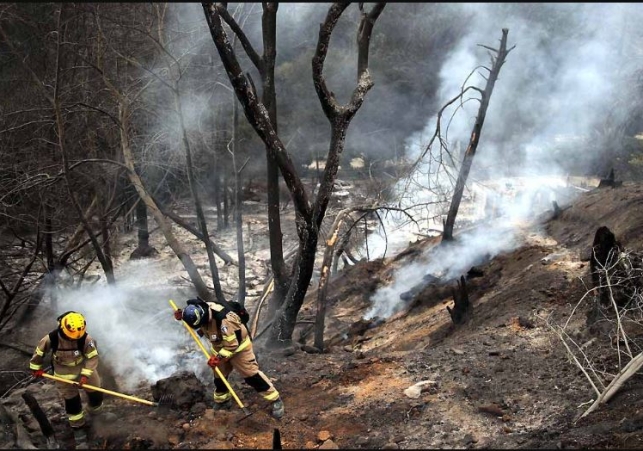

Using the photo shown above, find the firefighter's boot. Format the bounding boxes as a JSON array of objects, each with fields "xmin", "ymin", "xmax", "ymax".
[{"xmin": 272, "ymin": 398, "xmax": 284, "ymax": 419}]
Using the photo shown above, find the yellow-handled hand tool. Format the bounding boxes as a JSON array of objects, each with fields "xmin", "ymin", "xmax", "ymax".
[
  {"xmin": 169, "ymin": 299, "xmax": 253, "ymax": 421},
  {"xmin": 40, "ymin": 373, "xmax": 168, "ymax": 407}
]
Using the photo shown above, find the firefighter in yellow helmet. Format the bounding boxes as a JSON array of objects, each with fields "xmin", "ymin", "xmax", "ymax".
[
  {"xmin": 29, "ymin": 311, "xmax": 102, "ymax": 448},
  {"xmin": 174, "ymin": 298, "xmax": 285, "ymax": 419}
]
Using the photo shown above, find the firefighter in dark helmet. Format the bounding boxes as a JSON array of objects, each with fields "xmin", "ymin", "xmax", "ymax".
[
  {"xmin": 174, "ymin": 298, "xmax": 285, "ymax": 419},
  {"xmin": 29, "ymin": 311, "xmax": 103, "ymax": 448}
]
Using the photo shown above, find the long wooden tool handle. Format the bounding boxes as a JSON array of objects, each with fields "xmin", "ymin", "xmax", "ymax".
[
  {"xmin": 169, "ymin": 299, "xmax": 246, "ymax": 410},
  {"xmin": 41, "ymin": 373, "xmax": 156, "ymax": 406}
]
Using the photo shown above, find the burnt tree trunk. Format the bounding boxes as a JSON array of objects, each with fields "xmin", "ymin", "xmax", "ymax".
[
  {"xmin": 203, "ymin": 2, "xmax": 385, "ymax": 345},
  {"xmin": 590, "ymin": 226, "xmax": 622, "ymax": 306},
  {"xmin": 231, "ymin": 93, "xmax": 247, "ymax": 306},
  {"xmin": 21, "ymin": 393, "xmax": 57, "ymax": 447},
  {"xmin": 117, "ymin": 101, "xmax": 212, "ymax": 300},
  {"xmin": 314, "ymin": 208, "xmax": 354, "ymax": 350},
  {"xmin": 442, "ymin": 29, "xmax": 513, "ymax": 242},
  {"xmin": 130, "ymin": 194, "xmax": 157, "ymax": 259},
  {"xmin": 153, "ymin": 198, "xmax": 234, "ymax": 265},
  {"xmin": 446, "ymin": 275, "xmax": 472, "ymax": 325},
  {"xmin": 175, "ymin": 90, "xmax": 226, "ymax": 304}
]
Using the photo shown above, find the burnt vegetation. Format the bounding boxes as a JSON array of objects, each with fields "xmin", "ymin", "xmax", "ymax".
[{"xmin": 1, "ymin": 2, "xmax": 643, "ymax": 450}]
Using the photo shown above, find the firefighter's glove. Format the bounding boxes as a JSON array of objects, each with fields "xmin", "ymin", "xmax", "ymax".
[
  {"xmin": 32, "ymin": 369, "xmax": 44, "ymax": 378},
  {"xmin": 78, "ymin": 376, "xmax": 89, "ymax": 387},
  {"xmin": 173, "ymin": 309, "xmax": 183, "ymax": 321},
  {"xmin": 207, "ymin": 355, "xmax": 221, "ymax": 368}
]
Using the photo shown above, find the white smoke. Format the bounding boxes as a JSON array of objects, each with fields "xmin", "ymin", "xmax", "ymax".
[
  {"xmin": 365, "ymin": 3, "xmax": 642, "ymax": 318},
  {"xmin": 365, "ymin": 220, "xmax": 519, "ymax": 319},
  {"xmin": 51, "ymin": 259, "xmax": 211, "ymax": 392}
]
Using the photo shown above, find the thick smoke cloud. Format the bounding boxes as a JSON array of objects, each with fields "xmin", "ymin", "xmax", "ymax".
[
  {"xmin": 51, "ymin": 259, "xmax": 211, "ymax": 391},
  {"xmin": 365, "ymin": 3, "xmax": 643, "ymax": 319}
]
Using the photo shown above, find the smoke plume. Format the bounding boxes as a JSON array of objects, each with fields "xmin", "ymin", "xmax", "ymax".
[
  {"xmin": 51, "ymin": 259, "xmax": 211, "ymax": 391},
  {"xmin": 365, "ymin": 3, "xmax": 643, "ymax": 319}
]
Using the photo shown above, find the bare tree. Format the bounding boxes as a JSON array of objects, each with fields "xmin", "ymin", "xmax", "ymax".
[
  {"xmin": 204, "ymin": 0, "xmax": 386, "ymax": 345},
  {"xmin": 442, "ymin": 29, "xmax": 513, "ymax": 241}
]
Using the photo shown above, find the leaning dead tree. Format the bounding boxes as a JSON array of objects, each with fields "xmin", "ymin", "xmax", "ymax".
[
  {"xmin": 314, "ymin": 207, "xmax": 368, "ymax": 350},
  {"xmin": 203, "ymin": 2, "xmax": 386, "ymax": 345},
  {"xmin": 442, "ymin": 28, "xmax": 514, "ymax": 242}
]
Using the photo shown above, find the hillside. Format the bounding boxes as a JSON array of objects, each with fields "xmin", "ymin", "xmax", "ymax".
[{"xmin": 2, "ymin": 183, "xmax": 643, "ymax": 449}]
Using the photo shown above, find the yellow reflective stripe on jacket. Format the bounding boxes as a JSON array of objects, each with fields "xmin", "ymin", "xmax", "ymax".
[
  {"xmin": 54, "ymin": 372, "xmax": 78, "ymax": 380},
  {"xmin": 80, "ymin": 368, "xmax": 93, "ymax": 377},
  {"xmin": 222, "ymin": 334, "xmax": 236, "ymax": 342},
  {"xmin": 235, "ymin": 336, "xmax": 251, "ymax": 353},
  {"xmin": 68, "ymin": 412, "xmax": 84, "ymax": 422},
  {"xmin": 263, "ymin": 390, "xmax": 280, "ymax": 401},
  {"xmin": 85, "ymin": 349, "xmax": 98, "ymax": 359},
  {"xmin": 29, "ymin": 362, "xmax": 42, "ymax": 370},
  {"xmin": 56, "ymin": 356, "xmax": 84, "ymax": 367},
  {"xmin": 35, "ymin": 347, "xmax": 45, "ymax": 357},
  {"xmin": 218, "ymin": 348, "xmax": 233, "ymax": 358},
  {"xmin": 212, "ymin": 336, "xmax": 251, "ymax": 359}
]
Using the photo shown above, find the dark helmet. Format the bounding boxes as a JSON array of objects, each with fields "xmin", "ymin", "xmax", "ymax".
[{"xmin": 183, "ymin": 304, "xmax": 206, "ymax": 329}]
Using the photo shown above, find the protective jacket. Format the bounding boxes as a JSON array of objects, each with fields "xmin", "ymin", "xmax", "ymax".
[
  {"xmin": 29, "ymin": 331, "xmax": 102, "ymax": 428},
  {"xmin": 200, "ymin": 302, "xmax": 252, "ymax": 359},
  {"xmin": 199, "ymin": 302, "xmax": 279, "ymax": 404},
  {"xmin": 29, "ymin": 331, "xmax": 99, "ymax": 379}
]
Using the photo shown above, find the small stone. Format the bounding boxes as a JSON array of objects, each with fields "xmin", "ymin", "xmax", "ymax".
[
  {"xmin": 305, "ymin": 441, "xmax": 317, "ymax": 449},
  {"xmin": 382, "ymin": 443, "xmax": 399, "ymax": 449},
  {"xmin": 320, "ymin": 440, "xmax": 340, "ymax": 449},
  {"xmin": 318, "ymin": 430, "xmax": 332, "ymax": 442},
  {"xmin": 148, "ymin": 411, "xmax": 157, "ymax": 418},
  {"xmin": 168, "ymin": 435, "xmax": 180, "ymax": 446},
  {"xmin": 182, "ymin": 423, "xmax": 190, "ymax": 431},
  {"xmin": 355, "ymin": 437, "xmax": 369, "ymax": 446},
  {"xmin": 299, "ymin": 414, "xmax": 309, "ymax": 421},
  {"xmin": 451, "ymin": 348, "xmax": 465, "ymax": 355},
  {"xmin": 343, "ymin": 345, "xmax": 353, "ymax": 352}
]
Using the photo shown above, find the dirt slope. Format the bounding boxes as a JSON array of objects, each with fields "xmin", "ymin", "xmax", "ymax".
[{"xmin": 3, "ymin": 183, "xmax": 643, "ymax": 449}]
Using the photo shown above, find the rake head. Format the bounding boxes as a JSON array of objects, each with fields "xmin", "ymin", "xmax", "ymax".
[{"xmin": 154, "ymin": 393, "xmax": 174, "ymax": 408}]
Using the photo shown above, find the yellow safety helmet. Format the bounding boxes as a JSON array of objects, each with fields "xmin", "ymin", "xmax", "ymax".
[{"xmin": 58, "ymin": 311, "xmax": 86, "ymax": 340}]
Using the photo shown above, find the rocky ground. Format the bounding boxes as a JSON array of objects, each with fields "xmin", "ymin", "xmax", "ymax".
[{"xmin": 2, "ymin": 181, "xmax": 643, "ymax": 449}]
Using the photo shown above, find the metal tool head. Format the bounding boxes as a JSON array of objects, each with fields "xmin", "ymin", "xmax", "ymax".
[
  {"xmin": 154, "ymin": 393, "xmax": 174, "ymax": 409},
  {"xmin": 237, "ymin": 407, "xmax": 254, "ymax": 423}
]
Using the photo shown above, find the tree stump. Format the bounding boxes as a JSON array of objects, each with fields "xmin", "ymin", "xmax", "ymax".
[
  {"xmin": 590, "ymin": 226, "xmax": 622, "ymax": 307},
  {"xmin": 598, "ymin": 168, "xmax": 623, "ymax": 188},
  {"xmin": 446, "ymin": 276, "xmax": 472, "ymax": 325}
]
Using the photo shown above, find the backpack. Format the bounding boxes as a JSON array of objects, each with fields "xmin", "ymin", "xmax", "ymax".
[
  {"xmin": 187, "ymin": 297, "xmax": 251, "ymax": 339},
  {"xmin": 48, "ymin": 329, "xmax": 86, "ymax": 354}
]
